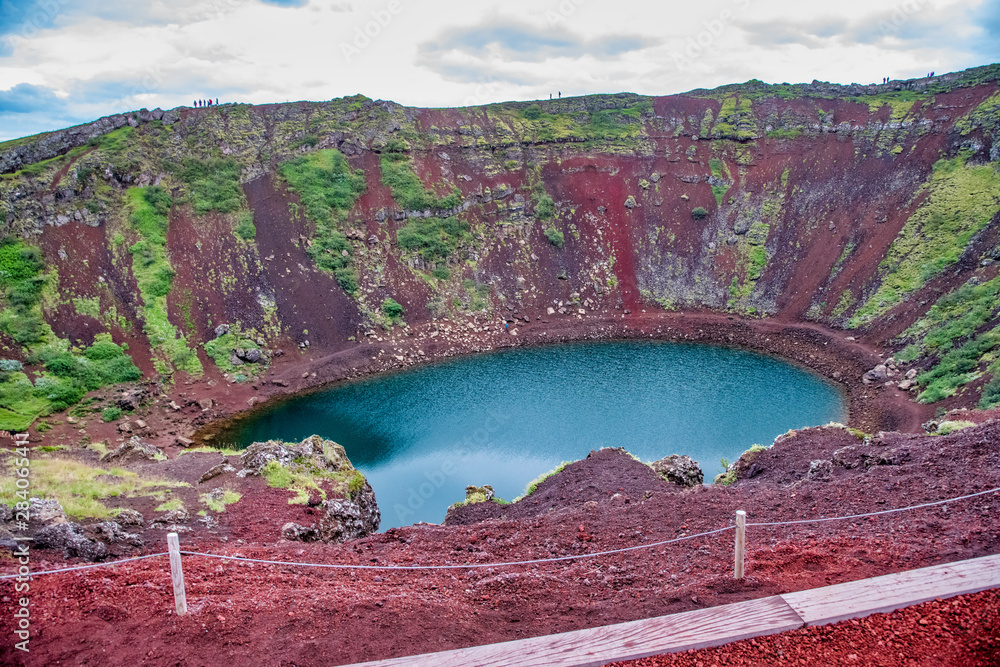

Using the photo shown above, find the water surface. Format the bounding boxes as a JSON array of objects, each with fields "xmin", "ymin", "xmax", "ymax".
[{"xmin": 224, "ymin": 341, "xmax": 846, "ymax": 528}]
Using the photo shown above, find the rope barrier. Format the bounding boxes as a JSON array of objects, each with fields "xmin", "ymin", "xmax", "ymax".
[
  {"xmin": 747, "ymin": 486, "xmax": 1000, "ymax": 528},
  {"xmin": 3, "ymin": 485, "xmax": 998, "ymax": 580},
  {"xmin": 180, "ymin": 526, "xmax": 737, "ymax": 571},
  {"xmin": 0, "ymin": 552, "xmax": 168, "ymax": 580}
]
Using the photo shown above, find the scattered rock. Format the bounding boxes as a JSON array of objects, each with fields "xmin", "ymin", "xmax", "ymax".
[
  {"xmin": 176, "ymin": 436, "xmax": 195, "ymax": 447},
  {"xmin": 650, "ymin": 454, "xmax": 703, "ymax": 487},
  {"xmin": 624, "ymin": 195, "xmax": 637, "ymax": 209},
  {"xmin": 214, "ymin": 324, "xmax": 230, "ymax": 338},
  {"xmin": 282, "ymin": 522, "xmax": 318, "ymax": 541},
  {"xmin": 88, "ymin": 521, "xmax": 143, "ymax": 548},
  {"xmin": 113, "ymin": 509, "xmax": 144, "ymax": 527},
  {"xmin": 862, "ymin": 364, "xmax": 888, "ymax": 384},
  {"xmin": 152, "ymin": 508, "xmax": 190, "ymax": 526},
  {"xmin": 100, "ymin": 436, "xmax": 163, "ymax": 465},
  {"xmin": 115, "ymin": 385, "xmax": 149, "ymax": 411},
  {"xmin": 198, "ymin": 398, "xmax": 214, "ymax": 411},
  {"xmin": 199, "ymin": 463, "xmax": 236, "ymax": 484},
  {"xmin": 35, "ymin": 523, "xmax": 107, "ymax": 561},
  {"xmin": 806, "ymin": 459, "xmax": 833, "ymax": 482},
  {"xmin": 30, "ymin": 498, "xmax": 67, "ymax": 525}
]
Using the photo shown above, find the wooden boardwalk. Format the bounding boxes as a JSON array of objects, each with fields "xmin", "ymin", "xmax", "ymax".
[{"xmin": 346, "ymin": 553, "xmax": 1000, "ymax": 667}]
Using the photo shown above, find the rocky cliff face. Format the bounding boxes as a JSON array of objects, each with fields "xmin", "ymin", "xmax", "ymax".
[{"xmin": 1, "ymin": 65, "xmax": 999, "ymax": 430}]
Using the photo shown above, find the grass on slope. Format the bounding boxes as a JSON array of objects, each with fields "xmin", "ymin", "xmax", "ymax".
[
  {"xmin": 850, "ymin": 156, "xmax": 1000, "ymax": 327},
  {"xmin": 125, "ymin": 186, "xmax": 202, "ymax": 376},
  {"xmin": 896, "ymin": 275, "xmax": 1000, "ymax": 405},
  {"xmin": 0, "ymin": 238, "xmax": 142, "ymax": 430},
  {"xmin": 278, "ymin": 149, "xmax": 366, "ymax": 293}
]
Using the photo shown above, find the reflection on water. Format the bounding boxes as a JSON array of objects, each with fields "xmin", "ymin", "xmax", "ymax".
[{"xmin": 223, "ymin": 341, "xmax": 847, "ymax": 529}]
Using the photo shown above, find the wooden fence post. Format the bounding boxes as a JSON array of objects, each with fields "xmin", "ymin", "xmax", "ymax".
[
  {"xmin": 734, "ymin": 510, "xmax": 746, "ymax": 579},
  {"xmin": 167, "ymin": 532, "xmax": 187, "ymax": 615}
]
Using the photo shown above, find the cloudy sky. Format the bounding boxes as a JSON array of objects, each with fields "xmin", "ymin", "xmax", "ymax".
[{"xmin": 1, "ymin": 0, "xmax": 998, "ymax": 141}]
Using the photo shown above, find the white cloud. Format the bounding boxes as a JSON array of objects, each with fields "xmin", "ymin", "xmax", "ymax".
[{"xmin": 0, "ymin": 0, "xmax": 995, "ymax": 140}]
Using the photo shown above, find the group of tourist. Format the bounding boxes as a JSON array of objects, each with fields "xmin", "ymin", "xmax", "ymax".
[{"xmin": 193, "ymin": 98, "xmax": 218, "ymax": 108}]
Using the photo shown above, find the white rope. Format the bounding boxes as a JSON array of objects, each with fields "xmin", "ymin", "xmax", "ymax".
[
  {"xmin": 4, "ymin": 485, "xmax": 998, "ymax": 579},
  {"xmin": 0, "ymin": 552, "xmax": 169, "ymax": 580},
  {"xmin": 180, "ymin": 526, "xmax": 736, "ymax": 571},
  {"xmin": 747, "ymin": 485, "xmax": 1000, "ymax": 528}
]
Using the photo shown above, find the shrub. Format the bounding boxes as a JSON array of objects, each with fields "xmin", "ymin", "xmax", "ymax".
[
  {"xmin": 234, "ymin": 211, "xmax": 256, "ymax": 240},
  {"xmin": 380, "ymin": 154, "xmax": 460, "ymax": 212},
  {"xmin": 692, "ymin": 206, "xmax": 708, "ymax": 220},
  {"xmin": 980, "ymin": 375, "xmax": 1000, "ymax": 409},
  {"xmin": 534, "ymin": 194, "xmax": 555, "ymax": 220},
  {"xmin": 381, "ymin": 297, "xmax": 404, "ymax": 322},
  {"xmin": 544, "ymin": 227, "xmax": 565, "ymax": 248},
  {"xmin": 431, "ymin": 266, "xmax": 450, "ymax": 280},
  {"xmin": 334, "ymin": 267, "xmax": 359, "ymax": 293},
  {"xmin": 101, "ymin": 406, "xmax": 123, "ymax": 422}
]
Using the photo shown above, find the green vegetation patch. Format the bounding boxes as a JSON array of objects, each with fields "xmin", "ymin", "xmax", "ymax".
[
  {"xmin": 381, "ymin": 297, "xmax": 404, "ymax": 324},
  {"xmin": 201, "ymin": 489, "xmax": 241, "ymax": 512},
  {"xmin": 0, "ymin": 456, "xmax": 188, "ymax": 519},
  {"xmin": 515, "ymin": 461, "xmax": 571, "ymax": 501},
  {"xmin": 544, "ymin": 227, "xmax": 565, "ymax": 248},
  {"xmin": 380, "ymin": 153, "xmax": 461, "ymax": 211},
  {"xmin": 0, "ymin": 237, "xmax": 141, "ymax": 429},
  {"xmin": 125, "ymin": 187, "xmax": 202, "ymax": 375},
  {"xmin": 850, "ymin": 156, "xmax": 1000, "ymax": 327},
  {"xmin": 915, "ymin": 329, "xmax": 1000, "ymax": 403},
  {"xmin": 956, "ymin": 92, "xmax": 1000, "ymax": 139},
  {"xmin": 711, "ymin": 96, "xmax": 757, "ymax": 140},
  {"xmin": 709, "ymin": 158, "xmax": 732, "ymax": 205},
  {"xmin": 178, "ymin": 158, "xmax": 244, "ymax": 214},
  {"xmin": 279, "ymin": 149, "xmax": 366, "ymax": 293},
  {"xmin": 397, "ymin": 216, "xmax": 471, "ymax": 263}
]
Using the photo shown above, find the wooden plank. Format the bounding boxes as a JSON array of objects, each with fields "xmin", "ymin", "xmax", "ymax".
[
  {"xmin": 781, "ymin": 553, "xmax": 1000, "ymax": 626},
  {"xmin": 346, "ymin": 596, "xmax": 803, "ymax": 667}
]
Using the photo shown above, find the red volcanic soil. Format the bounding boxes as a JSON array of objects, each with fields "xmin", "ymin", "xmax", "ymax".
[
  {"xmin": 3, "ymin": 417, "xmax": 999, "ymax": 666},
  {"xmin": 610, "ymin": 589, "xmax": 1000, "ymax": 667}
]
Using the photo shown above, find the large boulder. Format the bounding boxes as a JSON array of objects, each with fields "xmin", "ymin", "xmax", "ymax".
[
  {"xmin": 239, "ymin": 435, "xmax": 354, "ymax": 477},
  {"xmin": 650, "ymin": 454, "xmax": 704, "ymax": 487},
  {"xmin": 862, "ymin": 364, "xmax": 888, "ymax": 384},
  {"xmin": 317, "ymin": 480, "xmax": 380, "ymax": 542},
  {"xmin": 283, "ymin": 479, "xmax": 381, "ymax": 543},
  {"xmin": 30, "ymin": 498, "xmax": 67, "ymax": 525},
  {"xmin": 35, "ymin": 523, "xmax": 108, "ymax": 561},
  {"xmin": 100, "ymin": 437, "xmax": 162, "ymax": 465}
]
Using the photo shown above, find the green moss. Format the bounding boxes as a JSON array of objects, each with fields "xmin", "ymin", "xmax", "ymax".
[
  {"xmin": 178, "ymin": 158, "xmax": 244, "ymax": 214},
  {"xmin": 956, "ymin": 92, "xmax": 1000, "ymax": 138},
  {"xmin": 544, "ymin": 227, "xmax": 565, "ymax": 248},
  {"xmin": 397, "ymin": 216, "xmax": 471, "ymax": 263},
  {"xmin": 234, "ymin": 210, "xmax": 256, "ymax": 240},
  {"xmin": 851, "ymin": 156, "xmax": 1000, "ymax": 327},
  {"xmin": 381, "ymin": 153, "xmax": 460, "ymax": 211}
]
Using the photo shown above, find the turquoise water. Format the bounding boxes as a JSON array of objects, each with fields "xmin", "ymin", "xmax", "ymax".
[{"xmin": 223, "ymin": 341, "xmax": 847, "ymax": 529}]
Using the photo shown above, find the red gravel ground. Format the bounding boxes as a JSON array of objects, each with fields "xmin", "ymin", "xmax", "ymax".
[
  {"xmin": 2, "ymin": 418, "xmax": 999, "ymax": 666},
  {"xmin": 609, "ymin": 589, "xmax": 1000, "ymax": 667}
]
